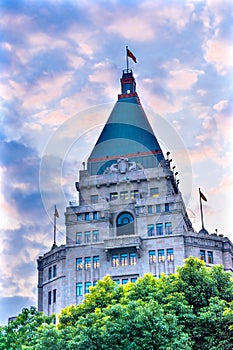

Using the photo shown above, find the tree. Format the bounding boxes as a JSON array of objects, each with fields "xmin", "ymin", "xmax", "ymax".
[{"xmin": 1, "ymin": 258, "xmax": 233, "ymax": 349}]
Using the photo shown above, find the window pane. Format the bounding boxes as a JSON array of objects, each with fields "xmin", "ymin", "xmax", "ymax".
[
  {"xmin": 165, "ymin": 203, "xmax": 170, "ymax": 212},
  {"xmin": 85, "ymin": 212, "xmax": 90, "ymax": 221},
  {"xmin": 93, "ymin": 211, "xmax": 98, "ymax": 220},
  {"xmin": 158, "ymin": 249, "xmax": 165, "ymax": 262},
  {"xmin": 53, "ymin": 289, "xmax": 56, "ymax": 303},
  {"xmin": 93, "ymin": 281, "xmax": 98, "ymax": 286},
  {"xmin": 129, "ymin": 252, "xmax": 137, "ymax": 266},
  {"xmin": 92, "ymin": 230, "xmax": 99, "ymax": 242},
  {"xmin": 207, "ymin": 251, "xmax": 213, "ymax": 264},
  {"xmin": 156, "ymin": 223, "xmax": 163, "ymax": 235},
  {"xmin": 148, "ymin": 205, "xmax": 152, "ymax": 214},
  {"xmin": 167, "ymin": 248, "xmax": 174, "ymax": 262},
  {"xmin": 122, "ymin": 278, "xmax": 128, "ymax": 284},
  {"xmin": 84, "ymin": 257, "xmax": 91, "ymax": 269},
  {"xmin": 130, "ymin": 190, "xmax": 139, "ymax": 199},
  {"xmin": 131, "ymin": 277, "xmax": 137, "ymax": 283},
  {"xmin": 147, "ymin": 224, "xmax": 155, "ymax": 236},
  {"xmin": 76, "ymin": 258, "xmax": 83, "ymax": 270},
  {"xmin": 76, "ymin": 283, "xmax": 83, "ymax": 296},
  {"xmin": 76, "ymin": 232, "xmax": 82, "ymax": 244},
  {"xmin": 156, "ymin": 204, "xmax": 161, "ymax": 213},
  {"xmin": 112, "ymin": 254, "xmax": 119, "ymax": 267},
  {"xmin": 53, "ymin": 265, "xmax": 57, "ymax": 278},
  {"xmin": 165, "ymin": 222, "xmax": 172, "ymax": 235},
  {"xmin": 149, "ymin": 250, "xmax": 156, "ymax": 264},
  {"xmin": 150, "ymin": 187, "xmax": 159, "ymax": 197},
  {"xmin": 91, "ymin": 195, "xmax": 98, "ymax": 203},
  {"xmin": 48, "ymin": 291, "xmax": 52, "ymax": 305},
  {"xmin": 85, "ymin": 282, "xmax": 92, "ymax": 294},
  {"xmin": 85, "ymin": 231, "xmax": 91, "ymax": 243},
  {"xmin": 200, "ymin": 250, "xmax": 206, "ymax": 262},
  {"xmin": 120, "ymin": 191, "xmax": 128, "ymax": 200},
  {"xmin": 93, "ymin": 256, "xmax": 100, "ymax": 269},
  {"xmin": 110, "ymin": 192, "xmax": 118, "ymax": 201},
  {"xmin": 77, "ymin": 213, "xmax": 82, "ymax": 221},
  {"xmin": 48, "ymin": 267, "xmax": 52, "ymax": 280},
  {"xmin": 121, "ymin": 253, "xmax": 128, "ymax": 266},
  {"xmin": 114, "ymin": 279, "xmax": 120, "ymax": 284}
]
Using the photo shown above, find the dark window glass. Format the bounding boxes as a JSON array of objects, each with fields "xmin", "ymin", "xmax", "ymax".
[
  {"xmin": 76, "ymin": 283, "xmax": 82, "ymax": 296},
  {"xmin": 167, "ymin": 248, "xmax": 174, "ymax": 262},
  {"xmin": 121, "ymin": 253, "xmax": 128, "ymax": 266},
  {"xmin": 92, "ymin": 230, "xmax": 99, "ymax": 242},
  {"xmin": 147, "ymin": 224, "xmax": 155, "ymax": 236},
  {"xmin": 76, "ymin": 258, "xmax": 83, "ymax": 270},
  {"xmin": 53, "ymin": 265, "xmax": 57, "ymax": 278},
  {"xmin": 165, "ymin": 222, "xmax": 172, "ymax": 234},
  {"xmin": 76, "ymin": 232, "xmax": 82, "ymax": 244},
  {"xmin": 200, "ymin": 250, "xmax": 206, "ymax": 262},
  {"xmin": 165, "ymin": 203, "xmax": 170, "ymax": 212},
  {"xmin": 156, "ymin": 223, "xmax": 163, "ymax": 235},
  {"xmin": 48, "ymin": 291, "xmax": 52, "ymax": 305},
  {"xmin": 158, "ymin": 249, "xmax": 165, "ymax": 262},
  {"xmin": 93, "ymin": 256, "xmax": 100, "ymax": 269},
  {"xmin": 85, "ymin": 282, "xmax": 91, "ymax": 294},
  {"xmin": 84, "ymin": 257, "xmax": 91, "ymax": 269},
  {"xmin": 53, "ymin": 289, "xmax": 56, "ymax": 303},
  {"xmin": 149, "ymin": 250, "xmax": 156, "ymax": 264}
]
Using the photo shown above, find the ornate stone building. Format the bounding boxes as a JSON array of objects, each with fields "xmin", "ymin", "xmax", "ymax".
[{"xmin": 37, "ymin": 68, "xmax": 233, "ymax": 316}]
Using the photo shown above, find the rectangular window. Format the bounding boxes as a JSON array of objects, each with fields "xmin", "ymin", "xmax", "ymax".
[
  {"xmin": 85, "ymin": 231, "xmax": 91, "ymax": 243},
  {"xmin": 76, "ymin": 232, "xmax": 82, "ymax": 244},
  {"xmin": 148, "ymin": 205, "xmax": 152, "ymax": 214},
  {"xmin": 110, "ymin": 192, "xmax": 118, "ymax": 201},
  {"xmin": 149, "ymin": 250, "xmax": 156, "ymax": 264},
  {"xmin": 85, "ymin": 212, "xmax": 90, "ymax": 221},
  {"xmin": 131, "ymin": 277, "xmax": 137, "ymax": 283},
  {"xmin": 122, "ymin": 278, "xmax": 128, "ymax": 284},
  {"xmin": 147, "ymin": 224, "xmax": 155, "ymax": 236},
  {"xmin": 77, "ymin": 213, "xmax": 82, "ymax": 221},
  {"xmin": 165, "ymin": 222, "xmax": 172, "ymax": 235},
  {"xmin": 156, "ymin": 223, "xmax": 163, "ymax": 235},
  {"xmin": 114, "ymin": 279, "xmax": 120, "ymax": 284},
  {"xmin": 53, "ymin": 265, "xmax": 57, "ymax": 278},
  {"xmin": 200, "ymin": 250, "xmax": 206, "ymax": 262},
  {"xmin": 112, "ymin": 254, "xmax": 119, "ymax": 267},
  {"xmin": 93, "ymin": 211, "xmax": 98, "ymax": 220},
  {"xmin": 92, "ymin": 230, "xmax": 99, "ymax": 242},
  {"xmin": 93, "ymin": 256, "xmax": 100, "ymax": 269},
  {"xmin": 48, "ymin": 291, "xmax": 52, "ymax": 305},
  {"xmin": 150, "ymin": 187, "xmax": 159, "ymax": 197},
  {"xmin": 121, "ymin": 253, "xmax": 128, "ymax": 266},
  {"xmin": 120, "ymin": 191, "xmax": 128, "ymax": 200},
  {"xmin": 76, "ymin": 283, "xmax": 83, "ymax": 296},
  {"xmin": 156, "ymin": 204, "xmax": 161, "ymax": 213},
  {"xmin": 53, "ymin": 289, "xmax": 56, "ymax": 303},
  {"xmin": 158, "ymin": 249, "xmax": 165, "ymax": 262},
  {"xmin": 48, "ymin": 267, "xmax": 52, "ymax": 280},
  {"xmin": 165, "ymin": 203, "xmax": 170, "ymax": 212},
  {"xmin": 93, "ymin": 281, "xmax": 98, "ymax": 287},
  {"xmin": 130, "ymin": 190, "xmax": 139, "ymax": 199},
  {"xmin": 85, "ymin": 282, "xmax": 92, "ymax": 294},
  {"xmin": 207, "ymin": 251, "xmax": 214, "ymax": 264},
  {"xmin": 76, "ymin": 258, "xmax": 83, "ymax": 270},
  {"xmin": 167, "ymin": 248, "xmax": 174, "ymax": 262},
  {"xmin": 84, "ymin": 257, "xmax": 91, "ymax": 269},
  {"xmin": 129, "ymin": 252, "xmax": 137, "ymax": 266},
  {"xmin": 91, "ymin": 195, "xmax": 98, "ymax": 204}
]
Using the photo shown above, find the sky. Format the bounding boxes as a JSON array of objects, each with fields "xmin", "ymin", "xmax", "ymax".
[{"xmin": 0, "ymin": 0, "xmax": 233, "ymax": 325}]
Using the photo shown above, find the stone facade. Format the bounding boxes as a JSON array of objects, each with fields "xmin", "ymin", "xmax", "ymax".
[{"xmin": 37, "ymin": 69, "xmax": 233, "ymax": 315}]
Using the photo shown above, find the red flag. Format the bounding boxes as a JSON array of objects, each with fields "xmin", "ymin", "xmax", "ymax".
[
  {"xmin": 200, "ymin": 190, "xmax": 207, "ymax": 202},
  {"xmin": 127, "ymin": 48, "xmax": 137, "ymax": 63},
  {"xmin": 54, "ymin": 206, "xmax": 59, "ymax": 218}
]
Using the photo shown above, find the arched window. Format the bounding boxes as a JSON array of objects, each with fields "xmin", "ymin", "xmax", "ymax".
[{"xmin": 116, "ymin": 212, "xmax": 134, "ymax": 236}]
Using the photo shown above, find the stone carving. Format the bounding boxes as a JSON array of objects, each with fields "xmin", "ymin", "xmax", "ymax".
[{"xmin": 104, "ymin": 157, "xmax": 143, "ymax": 174}]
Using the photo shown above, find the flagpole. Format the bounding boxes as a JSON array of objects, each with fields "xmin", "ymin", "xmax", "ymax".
[
  {"xmin": 126, "ymin": 46, "xmax": 129, "ymax": 71},
  {"xmin": 199, "ymin": 188, "xmax": 204, "ymax": 229},
  {"xmin": 53, "ymin": 205, "xmax": 57, "ymax": 247}
]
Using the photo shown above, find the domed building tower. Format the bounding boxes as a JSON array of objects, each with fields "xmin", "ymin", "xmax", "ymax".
[{"xmin": 37, "ymin": 66, "xmax": 233, "ymax": 316}]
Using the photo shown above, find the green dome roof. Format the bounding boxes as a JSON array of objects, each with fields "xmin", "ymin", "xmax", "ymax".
[{"xmin": 87, "ymin": 70, "xmax": 164, "ymax": 175}]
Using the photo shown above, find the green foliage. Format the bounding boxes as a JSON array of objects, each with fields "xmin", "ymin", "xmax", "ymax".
[{"xmin": 1, "ymin": 258, "xmax": 233, "ymax": 349}]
